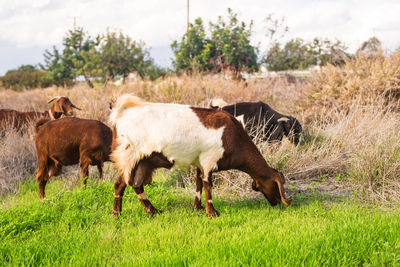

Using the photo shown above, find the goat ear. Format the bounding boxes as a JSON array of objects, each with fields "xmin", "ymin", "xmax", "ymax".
[
  {"xmin": 277, "ymin": 117, "xmax": 292, "ymax": 135},
  {"xmin": 52, "ymin": 99, "xmax": 64, "ymax": 113}
]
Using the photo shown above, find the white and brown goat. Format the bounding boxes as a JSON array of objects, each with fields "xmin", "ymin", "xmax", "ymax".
[{"xmin": 109, "ymin": 94, "xmax": 292, "ymax": 217}]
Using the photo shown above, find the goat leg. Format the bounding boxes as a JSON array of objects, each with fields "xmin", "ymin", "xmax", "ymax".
[
  {"xmin": 38, "ymin": 179, "xmax": 48, "ymax": 199},
  {"xmin": 79, "ymin": 160, "xmax": 90, "ymax": 185},
  {"xmin": 111, "ymin": 174, "xmax": 126, "ymax": 216},
  {"xmin": 134, "ymin": 186, "xmax": 161, "ymax": 215},
  {"xmin": 203, "ymin": 172, "xmax": 219, "ymax": 217},
  {"xmin": 97, "ymin": 164, "xmax": 103, "ymax": 179},
  {"xmin": 193, "ymin": 168, "xmax": 204, "ymax": 210}
]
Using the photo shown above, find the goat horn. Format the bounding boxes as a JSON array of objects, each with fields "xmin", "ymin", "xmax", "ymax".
[
  {"xmin": 277, "ymin": 117, "xmax": 290, "ymax": 123},
  {"xmin": 210, "ymin": 98, "xmax": 228, "ymax": 108},
  {"xmin": 71, "ymin": 104, "xmax": 81, "ymax": 110},
  {"xmin": 47, "ymin": 96, "xmax": 62, "ymax": 104},
  {"xmin": 274, "ymin": 177, "xmax": 292, "ymax": 206}
]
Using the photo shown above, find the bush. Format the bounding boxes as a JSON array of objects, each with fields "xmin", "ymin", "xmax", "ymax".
[{"xmin": 0, "ymin": 65, "xmax": 52, "ymax": 91}]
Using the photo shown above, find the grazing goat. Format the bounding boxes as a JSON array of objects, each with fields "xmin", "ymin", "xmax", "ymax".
[
  {"xmin": 0, "ymin": 96, "xmax": 81, "ymax": 132},
  {"xmin": 211, "ymin": 100, "xmax": 302, "ymax": 145},
  {"xmin": 34, "ymin": 117, "xmax": 112, "ymax": 198},
  {"xmin": 110, "ymin": 94, "xmax": 292, "ymax": 217}
]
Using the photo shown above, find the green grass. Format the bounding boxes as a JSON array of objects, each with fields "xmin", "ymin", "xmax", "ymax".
[{"xmin": 1, "ymin": 174, "xmax": 400, "ymax": 266}]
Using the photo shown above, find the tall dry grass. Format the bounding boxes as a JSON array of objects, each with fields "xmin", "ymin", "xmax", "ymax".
[
  {"xmin": 302, "ymin": 49, "xmax": 400, "ymax": 122},
  {"xmin": 0, "ymin": 124, "xmax": 36, "ymax": 194},
  {"xmin": 1, "ymin": 53, "xmax": 400, "ymax": 203}
]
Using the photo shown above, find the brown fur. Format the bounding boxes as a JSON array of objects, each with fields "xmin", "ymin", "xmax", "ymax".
[
  {"xmin": 191, "ymin": 107, "xmax": 292, "ymax": 208},
  {"xmin": 0, "ymin": 96, "xmax": 80, "ymax": 132},
  {"xmin": 34, "ymin": 117, "xmax": 112, "ymax": 198}
]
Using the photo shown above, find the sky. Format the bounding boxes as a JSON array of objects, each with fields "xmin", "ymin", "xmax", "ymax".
[{"xmin": 1, "ymin": 0, "xmax": 400, "ymax": 75}]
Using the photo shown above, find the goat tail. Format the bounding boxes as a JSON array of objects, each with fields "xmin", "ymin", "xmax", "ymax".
[
  {"xmin": 109, "ymin": 94, "xmax": 144, "ymax": 125},
  {"xmin": 35, "ymin": 118, "xmax": 51, "ymax": 134}
]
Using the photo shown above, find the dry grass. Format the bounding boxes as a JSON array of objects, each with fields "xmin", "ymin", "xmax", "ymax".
[
  {"xmin": 0, "ymin": 124, "xmax": 36, "ymax": 194},
  {"xmin": 302, "ymin": 49, "xmax": 400, "ymax": 122},
  {"xmin": 1, "ymin": 54, "xmax": 400, "ymax": 203}
]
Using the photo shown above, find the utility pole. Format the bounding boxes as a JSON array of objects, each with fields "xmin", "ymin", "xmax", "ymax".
[
  {"xmin": 187, "ymin": 0, "xmax": 189, "ymax": 31},
  {"xmin": 74, "ymin": 16, "xmax": 77, "ymax": 30}
]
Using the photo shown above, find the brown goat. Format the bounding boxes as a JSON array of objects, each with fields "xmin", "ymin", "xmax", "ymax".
[
  {"xmin": 0, "ymin": 96, "xmax": 80, "ymax": 132},
  {"xmin": 109, "ymin": 94, "xmax": 292, "ymax": 217},
  {"xmin": 34, "ymin": 117, "xmax": 112, "ymax": 198}
]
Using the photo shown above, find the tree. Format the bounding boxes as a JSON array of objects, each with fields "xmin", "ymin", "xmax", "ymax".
[
  {"xmin": 263, "ymin": 13, "xmax": 350, "ymax": 71},
  {"xmin": 357, "ymin": 37, "xmax": 382, "ymax": 57},
  {"xmin": 264, "ymin": 13, "xmax": 289, "ymax": 52},
  {"xmin": 42, "ymin": 28, "xmax": 164, "ymax": 87},
  {"xmin": 42, "ymin": 46, "xmax": 74, "ymax": 86},
  {"xmin": 171, "ymin": 18, "xmax": 214, "ymax": 72},
  {"xmin": 95, "ymin": 30, "xmax": 158, "ymax": 84},
  {"xmin": 171, "ymin": 9, "xmax": 259, "ymax": 78},
  {"xmin": 266, "ymin": 39, "xmax": 309, "ymax": 71},
  {"xmin": 42, "ymin": 27, "xmax": 96, "ymax": 87},
  {"xmin": 265, "ymin": 37, "xmax": 349, "ymax": 71},
  {"xmin": 209, "ymin": 8, "xmax": 259, "ymax": 77}
]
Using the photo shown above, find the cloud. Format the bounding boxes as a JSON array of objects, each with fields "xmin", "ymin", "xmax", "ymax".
[{"xmin": 0, "ymin": 0, "xmax": 399, "ymax": 74}]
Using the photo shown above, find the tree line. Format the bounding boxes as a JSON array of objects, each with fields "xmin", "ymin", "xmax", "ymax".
[{"xmin": 0, "ymin": 9, "xmax": 383, "ymax": 90}]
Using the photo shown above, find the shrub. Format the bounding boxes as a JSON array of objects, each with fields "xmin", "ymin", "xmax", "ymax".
[{"xmin": 0, "ymin": 65, "xmax": 52, "ymax": 91}]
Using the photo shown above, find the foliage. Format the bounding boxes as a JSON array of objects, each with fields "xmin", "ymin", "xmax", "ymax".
[
  {"xmin": 209, "ymin": 8, "xmax": 259, "ymax": 76},
  {"xmin": 42, "ymin": 28, "xmax": 165, "ymax": 87},
  {"xmin": 0, "ymin": 65, "xmax": 52, "ymax": 91},
  {"xmin": 95, "ymin": 31, "xmax": 159, "ymax": 80},
  {"xmin": 171, "ymin": 18, "xmax": 214, "ymax": 72},
  {"xmin": 264, "ymin": 13, "xmax": 289, "ymax": 48},
  {"xmin": 265, "ymin": 38, "xmax": 350, "ymax": 71},
  {"xmin": 263, "ymin": 13, "xmax": 350, "ymax": 71},
  {"xmin": 141, "ymin": 61, "xmax": 167, "ymax": 80},
  {"xmin": 356, "ymin": 36, "xmax": 382, "ymax": 57},
  {"xmin": 42, "ymin": 28, "xmax": 95, "ymax": 87},
  {"xmin": 171, "ymin": 9, "xmax": 258, "ymax": 77}
]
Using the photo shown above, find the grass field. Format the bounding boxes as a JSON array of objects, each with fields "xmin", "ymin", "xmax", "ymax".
[{"xmin": 1, "ymin": 173, "xmax": 400, "ymax": 266}]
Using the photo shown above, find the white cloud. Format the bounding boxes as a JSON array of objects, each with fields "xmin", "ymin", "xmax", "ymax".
[{"xmin": 0, "ymin": 0, "xmax": 399, "ymax": 73}]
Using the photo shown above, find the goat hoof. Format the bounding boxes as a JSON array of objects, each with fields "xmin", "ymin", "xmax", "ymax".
[
  {"xmin": 110, "ymin": 210, "xmax": 120, "ymax": 216},
  {"xmin": 146, "ymin": 207, "xmax": 162, "ymax": 216},
  {"xmin": 154, "ymin": 209, "xmax": 163, "ymax": 214},
  {"xmin": 193, "ymin": 204, "xmax": 205, "ymax": 210},
  {"xmin": 207, "ymin": 209, "xmax": 220, "ymax": 218}
]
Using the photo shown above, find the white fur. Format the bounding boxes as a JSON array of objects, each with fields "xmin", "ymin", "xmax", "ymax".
[
  {"xmin": 48, "ymin": 109, "xmax": 55, "ymax": 120},
  {"xmin": 110, "ymin": 94, "xmax": 226, "ymax": 185},
  {"xmin": 137, "ymin": 192, "xmax": 148, "ymax": 200},
  {"xmin": 235, "ymin": 115, "xmax": 245, "ymax": 127},
  {"xmin": 195, "ymin": 191, "xmax": 201, "ymax": 200}
]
